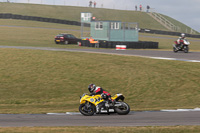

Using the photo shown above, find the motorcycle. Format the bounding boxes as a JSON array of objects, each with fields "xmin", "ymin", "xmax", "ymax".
[
  {"xmin": 172, "ymin": 39, "xmax": 190, "ymax": 53},
  {"xmin": 79, "ymin": 93, "xmax": 130, "ymax": 116}
]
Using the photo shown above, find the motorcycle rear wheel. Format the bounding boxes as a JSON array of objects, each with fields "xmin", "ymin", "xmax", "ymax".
[
  {"xmin": 79, "ymin": 103, "xmax": 95, "ymax": 116},
  {"xmin": 115, "ymin": 102, "xmax": 130, "ymax": 115}
]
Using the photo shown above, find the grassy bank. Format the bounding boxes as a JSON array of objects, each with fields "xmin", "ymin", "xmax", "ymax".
[
  {"xmin": 0, "ymin": 2, "xmax": 197, "ymax": 33},
  {"xmin": 1, "ymin": 126, "xmax": 200, "ymax": 133},
  {"xmin": 0, "ymin": 48, "xmax": 199, "ymax": 113},
  {"xmin": 0, "ymin": 2, "xmax": 166, "ymax": 30},
  {"xmin": 0, "ymin": 19, "xmax": 200, "ymax": 51}
]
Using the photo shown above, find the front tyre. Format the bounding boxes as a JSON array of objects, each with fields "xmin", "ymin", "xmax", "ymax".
[
  {"xmin": 79, "ymin": 103, "xmax": 95, "ymax": 116},
  {"xmin": 184, "ymin": 46, "xmax": 189, "ymax": 53},
  {"xmin": 114, "ymin": 102, "xmax": 130, "ymax": 115}
]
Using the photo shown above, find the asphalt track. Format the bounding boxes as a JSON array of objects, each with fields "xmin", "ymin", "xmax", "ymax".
[
  {"xmin": 0, "ymin": 46, "xmax": 200, "ymax": 62},
  {"xmin": 1, "ymin": 111, "xmax": 200, "ymax": 127}
]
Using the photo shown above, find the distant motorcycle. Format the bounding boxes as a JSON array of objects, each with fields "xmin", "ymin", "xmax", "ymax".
[
  {"xmin": 173, "ymin": 39, "xmax": 190, "ymax": 53},
  {"xmin": 79, "ymin": 93, "xmax": 130, "ymax": 116}
]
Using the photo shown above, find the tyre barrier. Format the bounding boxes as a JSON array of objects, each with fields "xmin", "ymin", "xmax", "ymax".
[
  {"xmin": 0, "ymin": 13, "xmax": 82, "ymax": 27},
  {"xmin": 81, "ymin": 40, "xmax": 159, "ymax": 49}
]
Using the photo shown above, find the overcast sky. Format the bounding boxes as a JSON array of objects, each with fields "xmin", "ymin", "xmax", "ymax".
[{"xmin": 3, "ymin": 0, "xmax": 200, "ymax": 32}]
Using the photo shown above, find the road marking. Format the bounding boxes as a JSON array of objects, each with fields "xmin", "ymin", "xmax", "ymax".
[
  {"xmin": 47, "ymin": 113, "xmax": 67, "ymax": 115},
  {"xmin": 47, "ymin": 108, "xmax": 200, "ymax": 115},
  {"xmin": 149, "ymin": 57, "xmax": 200, "ymax": 62},
  {"xmin": 161, "ymin": 108, "xmax": 200, "ymax": 112}
]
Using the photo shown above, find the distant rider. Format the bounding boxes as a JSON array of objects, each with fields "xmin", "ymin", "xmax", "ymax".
[
  {"xmin": 88, "ymin": 84, "xmax": 114, "ymax": 113},
  {"xmin": 176, "ymin": 33, "xmax": 186, "ymax": 49}
]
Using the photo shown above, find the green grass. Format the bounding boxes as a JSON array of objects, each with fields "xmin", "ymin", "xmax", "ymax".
[
  {"xmin": 1, "ymin": 126, "xmax": 200, "ymax": 133},
  {"xmin": 0, "ymin": 48, "xmax": 199, "ymax": 113},
  {"xmin": 0, "ymin": 2, "xmax": 196, "ymax": 33},
  {"xmin": 161, "ymin": 14, "xmax": 199, "ymax": 34},
  {"xmin": 0, "ymin": 3, "xmax": 200, "ymax": 132},
  {"xmin": 1, "ymin": 19, "xmax": 200, "ymax": 51},
  {"xmin": 0, "ymin": 19, "xmax": 81, "ymax": 48}
]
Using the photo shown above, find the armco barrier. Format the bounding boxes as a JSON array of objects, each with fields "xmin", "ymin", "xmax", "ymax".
[
  {"xmin": 140, "ymin": 28, "xmax": 200, "ymax": 38},
  {"xmin": 0, "ymin": 13, "xmax": 82, "ymax": 27},
  {"xmin": 81, "ymin": 40, "xmax": 158, "ymax": 49}
]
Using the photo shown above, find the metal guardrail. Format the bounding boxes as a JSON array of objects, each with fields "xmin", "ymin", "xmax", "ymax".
[{"xmin": 149, "ymin": 12, "xmax": 180, "ymax": 32}]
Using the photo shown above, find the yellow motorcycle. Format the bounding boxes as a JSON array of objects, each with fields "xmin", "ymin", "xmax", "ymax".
[{"xmin": 79, "ymin": 93, "xmax": 130, "ymax": 116}]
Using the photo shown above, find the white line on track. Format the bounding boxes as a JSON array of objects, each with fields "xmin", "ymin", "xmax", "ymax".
[
  {"xmin": 149, "ymin": 57, "xmax": 200, "ymax": 62},
  {"xmin": 161, "ymin": 108, "xmax": 200, "ymax": 112},
  {"xmin": 46, "ymin": 108, "xmax": 200, "ymax": 115}
]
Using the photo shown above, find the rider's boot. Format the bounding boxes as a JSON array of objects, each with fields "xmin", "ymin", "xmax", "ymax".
[{"xmin": 96, "ymin": 105, "xmax": 100, "ymax": 114}]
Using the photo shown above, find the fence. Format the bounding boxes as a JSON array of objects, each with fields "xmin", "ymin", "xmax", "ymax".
[{"xmin": 148, "ymin": 12, "xmax": 180, "ymax": 32}]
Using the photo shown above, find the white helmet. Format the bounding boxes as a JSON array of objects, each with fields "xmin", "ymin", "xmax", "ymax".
[{"xmin": 181, "ymin": 33, "xmax": 185, "ymax": 38}]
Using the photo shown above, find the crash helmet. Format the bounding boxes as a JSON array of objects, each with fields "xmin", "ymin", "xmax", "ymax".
[
  {"xmin": 88, "ymin": 84, "xmax": 96, "ymax": 93},
  {"xmin": 181, "ymin": 33, "xmax": 185, "ymax": 38}
]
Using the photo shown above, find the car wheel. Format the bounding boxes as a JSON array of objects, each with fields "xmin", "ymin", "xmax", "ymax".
[{"xmin": 65, "ymin": 41, "xmax": 69, "ymax": 44}]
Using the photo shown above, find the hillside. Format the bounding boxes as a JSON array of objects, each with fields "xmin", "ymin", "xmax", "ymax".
[{"xmin": 0, "ymin": 2, "xmax": 196, "ymax": 33}]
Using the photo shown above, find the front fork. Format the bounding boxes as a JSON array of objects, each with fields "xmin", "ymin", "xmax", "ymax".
[{"xmin": 84, "ymin": 102, "xmax": 92, "ymax": 111}]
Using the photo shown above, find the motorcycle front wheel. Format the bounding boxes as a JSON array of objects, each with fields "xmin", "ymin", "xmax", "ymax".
[
  {"xmin": 79, "ymin": 103, "xmax": 95, "ymax": 116},
  {"xmin": 184, "ymin": 46, "xmax": 189, "ymax": 53},
  {"xmin": 114, "ymin": 102, "xmax": 130, "ymax": 115}
]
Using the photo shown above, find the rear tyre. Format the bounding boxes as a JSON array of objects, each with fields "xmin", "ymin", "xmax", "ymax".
[
  {"xmin": 79, "ymin": 103, "xmax": 95, "ymax": 116},
  {"xmin": 115, "ymin": 102, "xmax": 130, "ymax": 115}
]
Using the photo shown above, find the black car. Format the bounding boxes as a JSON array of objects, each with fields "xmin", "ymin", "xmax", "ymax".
[{"xmin": 54, "ymin": 33, "xmax": 81, "ymax": 44}]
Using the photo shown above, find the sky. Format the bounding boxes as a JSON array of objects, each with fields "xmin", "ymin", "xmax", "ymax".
[{"xmin": 2, "ymin": 0, "xmax": 200, "ymax": 33}]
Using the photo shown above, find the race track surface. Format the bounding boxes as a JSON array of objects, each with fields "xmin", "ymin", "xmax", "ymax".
[
  {"xmin": 0, "ymin": 46, "xmax": 200, "ymax": 62},
  {"xmin": 1, "ymin": 111, "xmax": 200, "ymax": 127}
]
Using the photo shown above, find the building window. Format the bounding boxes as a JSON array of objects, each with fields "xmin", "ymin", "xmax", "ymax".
[
  {"xmin": 95, "ymin": 22, "xmax": 103, "ymax": 30},
  {"xmin": 111, "ymin": 22, "xmax": 120, "ymax": 29}
]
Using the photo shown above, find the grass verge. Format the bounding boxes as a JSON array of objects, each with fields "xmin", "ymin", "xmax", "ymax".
[
  {"xmin": 1, "ymin": 126, "xmax": 200, "ymax": 133},
  {"xmin": 0, "ymin": 48, "xmax": 199, "ymax": 113},
  {"xmin": 0, "ymin": 19, "xmax": 200, "ymax": 51}
]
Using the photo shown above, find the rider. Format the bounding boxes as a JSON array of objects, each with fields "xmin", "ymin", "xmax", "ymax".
[
  {"xmin": 176, "ymin": 33, "xmax": 186, "ymax": 49},
  {"xmin": 88, "ymin": 84, "xmax": 114, "ymax": 113}
]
